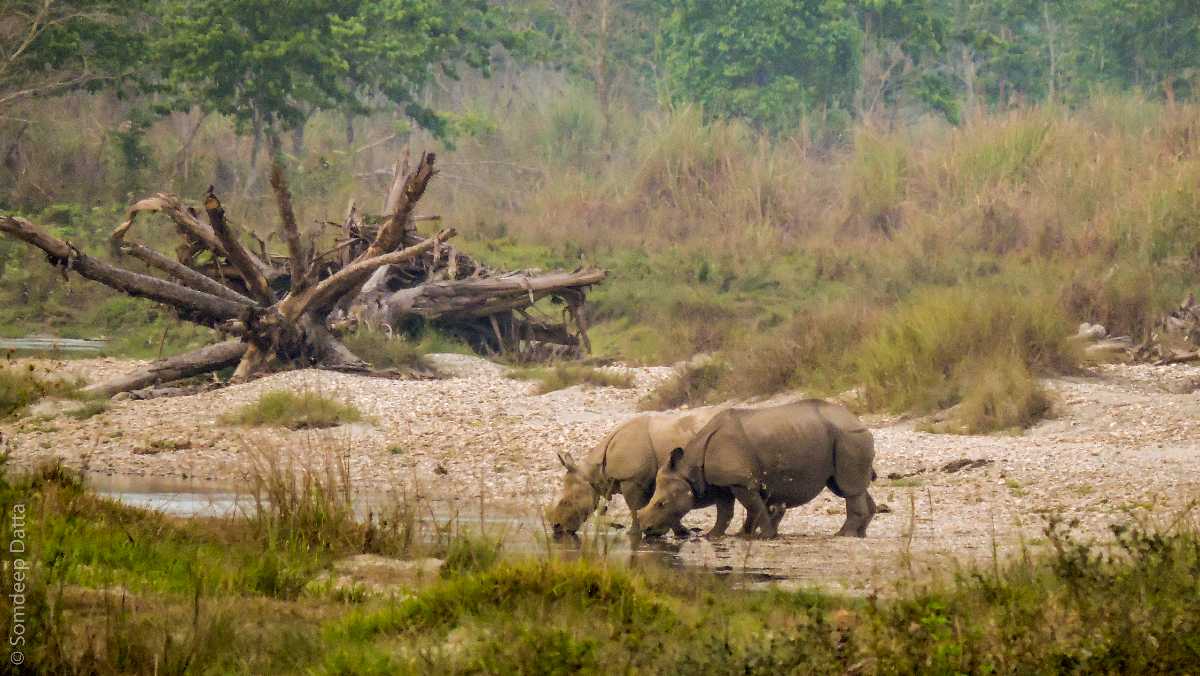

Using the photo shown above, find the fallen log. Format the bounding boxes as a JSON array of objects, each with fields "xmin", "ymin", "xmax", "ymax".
[
  {"xmin": 83, "ymin": 340, "xmax": 249, "ymax": 398},
  {"xmin": 357, "ymin": 269, "xmax": 607, "ymax": 322},
  {"xmin": 2, "ymin": 149, "xmax": 607, "ymax": 396}
]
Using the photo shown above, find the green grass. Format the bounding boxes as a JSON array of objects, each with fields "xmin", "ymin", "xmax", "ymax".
[
  {"xmin": 507, "ymin": 364, "xmax": 635, "ymax": 394},
  {"xmin": 219, "ymin": 390, "xmax": 364, "ymax": 429},
  {"xmin": 341, "ymin": 327, "xmax": 471, "ymax": 373},
  {"xmin": 855, "ymin": 282, "xmax": 1078, "ymax": 416},
  {"xmin": 3, "ymin": 460, "xmax": 1200, "ymax": 673},
  {"xmin": 64, "ymin": 399, "xmax": 109, "ymax": 420},
  {"xmin": 638, "ymin": 358, "xmax": 727, "ymax": 411},
  {"xmin": 0, "ymin": 364, "xmax": 83, "ymax": 418}
]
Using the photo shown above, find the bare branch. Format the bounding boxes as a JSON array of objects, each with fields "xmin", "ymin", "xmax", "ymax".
[
  {"xmin": 1, "ymin": 215, "xmax": 251, "ymax": 324},
  {"xmin": 119, "ymin": 241, "xmax": 256, "ymax": 306},
  {"xmin": 204, "ymin": 187, "xmax": 276, "ymax": 305},
  {"xmin": 282, "ymin": 227, "xmax": 456, "ymax": 319},
  {"xmin": 268, "ymin": 136, "xmax": 308, "ymax": 288},
  {"xmin": 362, "ymin": 152, "xmax": 437, "ymax": 260},
  {"xmin": 83, "ymin": 340, "xmax": 249, "ymax": 398}
]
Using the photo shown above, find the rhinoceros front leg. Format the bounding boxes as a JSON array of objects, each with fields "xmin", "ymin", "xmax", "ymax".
[
  {"xmin": 705, "ymin": 492, "xmax": 734, "ymax": 539},
  {"xmin": 836, "ymin": 492, "xmax": 875, "ymax": 538},
  {"xmin": 730, "ymin": 486, "xmax": 775, "ymax": 538},
  {"xmin": 621, "ymin": 480, "xmax": 652, "ymax": 541}
]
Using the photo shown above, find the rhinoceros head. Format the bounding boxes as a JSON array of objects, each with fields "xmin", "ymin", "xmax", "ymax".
[
  {"xmin": 547, "ymin": 452, "xmax": 599, "ymax": 539},
  {"xmin": 637, "ymin": 447, "xmax": 696, "ymax": 536}
]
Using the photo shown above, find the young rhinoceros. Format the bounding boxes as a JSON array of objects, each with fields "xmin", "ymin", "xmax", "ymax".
[
  {"xmin": 548, "ymin": 406, "xmax": 736, "ymax": 540},
  {"xmin": 636, "ymin": 399, "xmax": 877, "ymax": 539}
]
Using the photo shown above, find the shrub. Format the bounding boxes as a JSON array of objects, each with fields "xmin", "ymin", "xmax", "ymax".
[
  {"xmin": 719, "ymin": 302, "xmax": 880, "ymax": 400},
  {"xmin": 925, "ymin": 352, "xmax": 1056, "ymax": 434},
  {"xmin": 341, "ymin": 328, "xmax": 430, "ymax": 372},
  {"xmin": 856, "ymin": 283, "xmax": 1078, "ymax": 422},
  {"xmin": 220, "ymin": 390, "xmax": 363, "ymax": 429}
]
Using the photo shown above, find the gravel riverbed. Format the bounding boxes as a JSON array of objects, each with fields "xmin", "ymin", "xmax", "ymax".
[{"xmin": 4, "ymin": 355, "xmax": 1199, "ymax": 592}]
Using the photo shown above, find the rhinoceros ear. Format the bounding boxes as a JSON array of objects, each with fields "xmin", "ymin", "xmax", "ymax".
[
  {"xmin": 667, "ymin": 447, "xmax": 685, "ymax": 470},
  {"xmin": 556, "ymin": 451, "xmax": 578, "ymax": 473}
]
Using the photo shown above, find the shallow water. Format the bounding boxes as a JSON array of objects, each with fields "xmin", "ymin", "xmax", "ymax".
[
  {"xmin": 0, "ymin": 336, "xmax": 106, "ymax": 353},
  {"xmin": 84, "ymin": 473, "xmax": 836, "ymax": 588}
]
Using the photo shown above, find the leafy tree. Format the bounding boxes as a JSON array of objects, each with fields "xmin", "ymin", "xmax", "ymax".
[
  {"xmin": 857, "ymin": 0, "xmax": 958, "ymax": 122},
  {"xmin": 657, "ymin": 0, "xmax": 862, "ymax": 132},
  {"xmin": 0, "ymin": 0, "xmax": 145, "ymax": 113},
  {"xmin": 151, "ymin": 0, "xmax": 518, "ymax": 144},
  {"xmin": 1074, "ymin": 0, "xmax": 1200, "ymax": 101}
]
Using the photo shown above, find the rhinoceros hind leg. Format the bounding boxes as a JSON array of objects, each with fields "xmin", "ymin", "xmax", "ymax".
[
  {"xmin": 836, "ymin": 492, "xmax": 874, "ymax": 538},
  {"xmin": 768, "ymin": 503, "xmax": 787, "ymax": 532},
  {"xmin": 731, "ymin": 486, "xmax": 776, "ymax": 538}
]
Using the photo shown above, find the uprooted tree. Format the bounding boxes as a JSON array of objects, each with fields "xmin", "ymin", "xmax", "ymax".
[{"xmin": 0, "ymin": 152, "xmax": 605, "ymax": 397}]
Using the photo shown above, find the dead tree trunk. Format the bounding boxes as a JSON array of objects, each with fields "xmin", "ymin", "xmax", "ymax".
[{"xmin": 1, "ymin": 151, "xmax": 607, "ymax": 396}]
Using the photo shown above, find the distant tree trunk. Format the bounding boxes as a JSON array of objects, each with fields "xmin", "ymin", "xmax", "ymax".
[
  {"xmin": 1042, "ymin": 2, "xmax": 1058, "ymax": 102},
  {"xmin": 292, "ymin": 120, "xmax": 306, "ymax": 158}
]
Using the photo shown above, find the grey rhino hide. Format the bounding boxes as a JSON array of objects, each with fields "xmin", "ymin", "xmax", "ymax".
[
  {"xmin": 548, "ymin": 406, "xmax": 726, "ymax": 537},
  {"xmin": 641, "ymin": 399, "xmax": 878, "ymax": 539}
]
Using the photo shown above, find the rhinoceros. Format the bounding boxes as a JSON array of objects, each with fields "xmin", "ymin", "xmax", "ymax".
[
  {"xmin": 635, "ymin": 399, "xmax": 877, "ymax": 539},
  {"xmin": 548, "ymin": 406, "xmax": 752, "ymax": 540}
]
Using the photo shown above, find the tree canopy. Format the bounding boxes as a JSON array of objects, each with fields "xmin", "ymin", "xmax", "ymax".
[
  {"xmin": 0, "ymin": 0, "xmax": 145, "ymax": 113},
  {"xmin": 151, "ymin": 0, "xmax": 518, "ymax": 136}
]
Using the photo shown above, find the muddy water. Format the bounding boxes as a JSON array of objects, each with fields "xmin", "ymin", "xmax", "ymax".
[{"xmin": 84, "ymin": 473, "xmax": 890, "ymax": 590}]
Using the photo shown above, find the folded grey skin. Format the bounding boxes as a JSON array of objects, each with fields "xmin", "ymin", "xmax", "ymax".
[{"xmin": 637, "ymin": 399, "xmax": 877, "ymax": 540}]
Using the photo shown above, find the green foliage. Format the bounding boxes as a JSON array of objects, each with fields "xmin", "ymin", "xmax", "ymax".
[
  {"xmin": 340, "ymin": 329, "xmax": 432, "ymax": 373},
  {"xmin": 220, "ymin": 390, "xmax": 363, "ymax": 429},
  {"xmin": 4, "ymin": 461, "xmax": 1200, "ymax": 673},
  {"xmin": 638, "ymin": 358, "xmax": 727, "ymax": 411},
  {"xmin": 507, "ymin": 364, "xmax": 635, "ymax": 394},
  {"xmin": 856, "ymin": 283, "xmax": 1078, "ymax": 416},
  {"xmin": 658, "ymin": 0, "xmax": 862, "ymax": 131},
  {"xmin": 439, "ymin": 536, "xmax": 503, "ymax": 578},
  {"xmin": 0, "ymin": 365, "xmax": 82, "ymax": 418},
  {"xmin": 0, "ymin": 1, "xmax": 148, "ymax": 113},
  {"xmin": 949, "ymin": 352, "xmax": 1055, "ymax": 434},
  {"xmin": 152, "ymin": 0, "xmax": 517, "ymax": 135}
]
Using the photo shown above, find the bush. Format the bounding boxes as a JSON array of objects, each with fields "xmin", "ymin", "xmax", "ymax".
[
  {"xmin": 341, "ymin": 329, "xmax": 430, "ymax": 372},
  {"xmin": 925, "ymin": 352, "xmax": 1056, "ymax": 434},
  {"xmin": 856, "ymin": 283, "xmax": 1078, "ymax": 422},
  {"xmin": 719, "ymin": 302, "xmax": 880, "ymax": 400},
  {"xmin": 220, "ymin": 390, "xmax": 363, "ymax": 429}
]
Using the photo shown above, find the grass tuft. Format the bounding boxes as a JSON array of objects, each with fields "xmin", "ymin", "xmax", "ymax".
[
  {"xmin": 855, "ymin": 283, "xmax": 1078, "ymax": 427},
  {"xmin": 638, "ymin": 357, "xmax": 727, "ymax": 411},
  {"xmin": 0, "ymin": 364, "xmax": 82, "ymax": 418},
  {"xmin": 508, "ymin": 364, "xmax": 635, "ymax": 394},
  {"xmin": 220, "ymin": 390, "xmax": 363, "ymax": 429}
]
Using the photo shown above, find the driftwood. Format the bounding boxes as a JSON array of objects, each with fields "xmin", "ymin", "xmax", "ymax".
[
  {"xmin": 1, "ymin": 151, "xmax": 606, "ymax": 396},
  {"xmin": 1132, "ymin": 294, "xmax": 1200, "ymax": 364}
]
